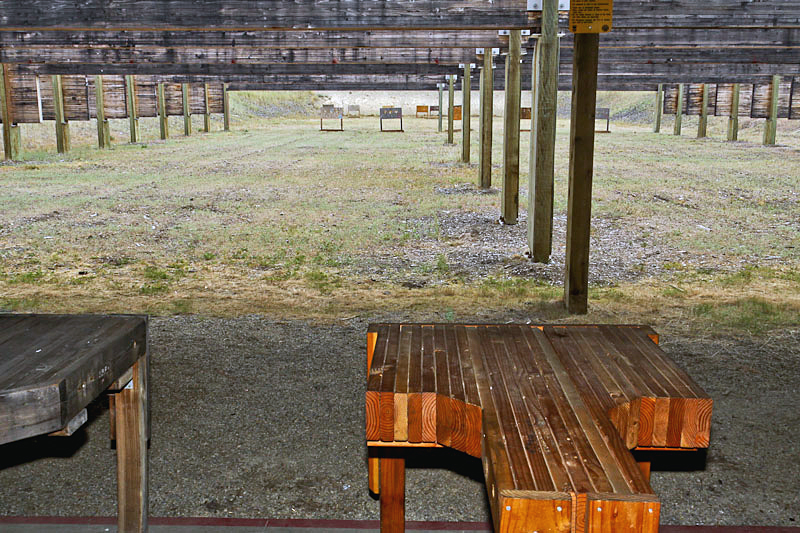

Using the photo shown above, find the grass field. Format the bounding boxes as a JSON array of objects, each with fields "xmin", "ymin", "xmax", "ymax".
[{"xmin": 1, "ymin": 91, "xmax": 798, "ymax": 336}]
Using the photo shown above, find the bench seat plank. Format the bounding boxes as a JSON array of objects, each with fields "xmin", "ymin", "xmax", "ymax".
[{"xmin": 366, "ymin": 324, "xmax": 712, "ymax": 533}]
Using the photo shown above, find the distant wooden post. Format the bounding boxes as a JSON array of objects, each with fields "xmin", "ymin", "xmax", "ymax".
[
  {"xmin": 52, "ymin": 75, "xmax": 70, "ymax": 153},
  {"xmin": 564, "ymin": 33, "xmax": 600, "ymax": 315},
  {"xmin": 653, "ymin": 84, "xmax": 663, "ymax": 133},
  {"xmin": 763, "ymin": 74, "xmax": 780, "ymax": 145},
  {"xmin": 502, "ymin": 30, "xmax": 522, "ymax": 225},
  {"xmin": 223, "ymin": 83, "xmax": 230, "ymax": 131},
  {"xmin": 529, "ymin": 0, "xmax": 559, "ymax": 262},
  {"xmin": 673, "ymin": 83, "xmax": 684, "ymax": 136},
  {"xmin": 203, "ymin": 83, "xmax": 211, "ymax": 133},
  {"xmin": 461, "ymin": 64, "xmax": 471, "ymax": 163},
  {"xmin": 1, "ymin": 64, "xmax": 21, "ymax": 160},
  {"xmin": 125, "ymin": 75, "xmax": 140, "ymax": 143},
  {"xmin": 727, "ymin": 83, "xmax": 740, "ymax": 141},
  {"xmin": 437, "ymin": 83, "xmax": 444, "ymax": 132},
  {"xmin": 479, "ymin": 52, "xmax": 494, "ymax": 189},
  {"xmin": 697, "ymin": 84, "xmax": 708, "ymax": 138},
  {"xmin": 94, "ymin": 76, "xmax": 111, "ymax": 149},
  {"xmin": 447, "ymin": 75, "xmax": 455, "ymax": 144},
  {"xmin": 157, "ymin": 82, "xmax": 169, "ymax": 140},
  {"xmin": 182, "ymin": 83, "xmax": 191, "ymax": 136}
]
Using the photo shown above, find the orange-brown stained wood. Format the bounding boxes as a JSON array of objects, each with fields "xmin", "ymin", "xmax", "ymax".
[
  {"xmin": 587, "ymin": 500, "xmax": 660, "ymax": 533},
  {"xmin": 499, "ymin": 496, "xmax": 571, "ymax": 533},
  {"xmin": 380, "ymin": 456, "xmax": 405, "ymax": 533}
]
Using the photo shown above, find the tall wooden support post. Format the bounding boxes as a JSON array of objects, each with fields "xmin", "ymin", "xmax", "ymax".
[
  {"xmin": 157, "ymin": 83, "xmax": 169, "ymax": 140},
  {"xmin": 564, "ymin": 33, "xmax": 600, "ymax": 315},
  {"xmin": 95, "ymin": 76, "xmax": 111, "ymax": 148},
  {"xmin": 502, "ymin": 30, "xmax": 522, "ymax": 225},
  {"xmin": 479, "ymin": 52, "xmax": 494, "ymax": 189},
  {"xmin": 529, "ymin": 0, "xmax": 559, "ymax": 261},
  {"xmin": 379, "ymin": 454, "xmax": 405, "ymax": 533},
  {"xmin": 461, "ymin": 64, "xmax": 471, "ymax": 163},
  {"xmin": 1, "ymin": 64, "xmax": 21, "ymax": 160},
  {"xmin": 727, "ymin": 83, "xmax": 740, "ymax": 141},
  {"xmin": 125, "ymin": 75, "xmax": 139, "ymax": 143},
  {"xmin": 673, "ymin": 83, "xmax": 684, "ymax": 136},
  {"xmin": 113, "ymin": 354, "xmax": 149, "ymax": 533},
  {"xmin": 697, "ymin": 84, "xmax": 709, "ymax": 138},
  {"xmin": 447, "ymin": 75, "xmax": 455, "ymax": 144},
  {"xmin": 764, "ymin": 74, "xmax": 780, "ymax": 146},
  {"xmin": 182, "ymin": 83, "xmax": 192, "ymax": 136},
  {"xmin": 203, "ymin": 83, "xmax": 211, "ymax": 133},
  {"xmin": 653, "ymin": 84, "xmax": 663, "ymax": 133},
  {"xmin": 437, "ymin": 83, "xmax": 444, "ymax": 132},
  {"xmin": 52, "ymin": 75, "xmax": 70, "ymax": 154},
  {"xmin": 223, "ymin": 83, "xmax": 230, "ymax": 131}
]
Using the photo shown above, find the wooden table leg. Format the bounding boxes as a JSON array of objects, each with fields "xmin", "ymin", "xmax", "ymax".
[
  {"xmin": 114, "ymin": 354, "xmax": 149, "ymax": 532},
  {"xmin": 638, "ymin": 461, "xmax": 652, "ymax": 483},
  {"xmin": 368, "ymin": 447, "xmax": 380, "ymax": 495},
  {"xmin": 380, "ymin": 454, "xmax": 405, "ymax": 533}
]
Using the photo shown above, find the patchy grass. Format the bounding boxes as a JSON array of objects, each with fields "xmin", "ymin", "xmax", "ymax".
[{"xmin": 1, "ymin": 92, "xmax": 798, "ymax": 336}]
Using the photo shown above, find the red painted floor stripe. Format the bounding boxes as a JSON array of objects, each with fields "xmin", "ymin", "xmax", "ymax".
[{"xmin": 0, "ymin": 516, "xmax": 796, "ymax": 532}]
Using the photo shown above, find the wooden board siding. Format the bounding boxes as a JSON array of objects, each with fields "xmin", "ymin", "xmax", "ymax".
[
  {"xmin": 367, "ymin": 324, "xmax": 711, "ymax": 532},
  {"xmin": 662, "ymin": 80, "xmax": 797, "ymax": 119}
]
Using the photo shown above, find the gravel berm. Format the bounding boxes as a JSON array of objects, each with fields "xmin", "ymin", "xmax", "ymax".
[{"xmin": 1, "ymin": 315, "xmax": 797, "ymax": 527}]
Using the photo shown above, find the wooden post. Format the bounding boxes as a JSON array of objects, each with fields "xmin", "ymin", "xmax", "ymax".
[
  {"xmin": 529, "ymin": 0, "xmax": 559, "ymax": 261},
  {"xmin": 113, "ymin": 354, "xmax": 149, "ymax": 533},
  {"xmin": 157, "ymin": 82, "xmax": 169, "ymax": 140},
  {"xmin": 727, "ymin": 83, "xmax": 740, "ymax": 141},
  {"xmin": 203, "ymin": 82, "xmax": 211, "ymax": 133},
  {"xmin": 479, "ymin": 52, "xmax": 494, "ymax": 189},
  {"xmin": 564, "ymin": 33, "xmax": 600, "ymax": 315},
  {"xmin": 437, "ymin": 83, "xmax": 444, "ymax": 132},
  {"xmin": 653, "ymin": 84, "xmax": 663, "ymax": 133},
  {"xmin": 380, "ymin": 455, "xmax": 405, "ymax": 533},
  {"xmin": 223, "ymin": 83, "xmax": 230, "ymax": 131},
  {"xmin": 763, "ymin": 74, "xmax": 780, "ymax": 145},
  {"xmin": 673, "ymin": 83, "xmax": 684, "ymax": 136},
  {"xmin": 52, "ymin": 75, "xmax": 70, "ymax": 153},
  {"xmin": 502, "ymin": 30, "xmax": 522, "ymax": 225},
  {"xmin": 125, "ymin": 75, "xmax": 139, "ymax": 143},
  {"xmin": 697, "ymin": 84, "xmax": 709, "ymax": 138},
  {"xmin": 461, "ymin": 64, "xmax": 471, "ymax": 163},
  {"xmin": 1, "ymin": 64, "xmax": 21, "ymax": 160},
  {"xmin": 94, "ymin": 76, "xmax": 110, "ymax": 148},
  {"xmin": 447, "ymin": 75, "xmax": 455, "ymax": 144},
  {"xmin": 182, "ymin": 83, "xmax": 191, "ymax": 136}
]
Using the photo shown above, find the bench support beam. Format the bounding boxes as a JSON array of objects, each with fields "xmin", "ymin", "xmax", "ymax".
[{"xmin": 565, "ymin": 32, "xmax": 599, "ymax": 314}]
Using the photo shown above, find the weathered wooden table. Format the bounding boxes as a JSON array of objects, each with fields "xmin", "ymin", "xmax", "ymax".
[
  {"xmin": 366, "ymin": 324, "xmax": 712, "ymax": 533},
  {"xmin": 0, "ymin": 314, "xmax": 149, "ymax": 533}
]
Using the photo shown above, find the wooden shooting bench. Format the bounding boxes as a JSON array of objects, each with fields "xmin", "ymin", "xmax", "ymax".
[
  {"xmin": 0, "ymin": 314, "xmax": 149, "ymax": 533},
  {"xmin": 365, "ymin": 324, "xmax": 712, "ymax": 533}
]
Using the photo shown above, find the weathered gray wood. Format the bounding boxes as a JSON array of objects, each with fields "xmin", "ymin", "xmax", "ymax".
[
  {"xmin": 125, "ymin": 75, "xmax": 139, "ymax": 142},
  {"xmin": 94, "ymin": 75, "xmax": 110, "ymax": 148},
  {"xmin": 461, "ymin": 63, "xmax": 471, "ymax": 163},
  {"xmin": 447, "ymin": 75, "xmax": 455, "ymax": 145},
  {"xmin": 203, "ymin": 82, "xmax": 211, "ymax": 132},
  {"xmin": 222, "ymin": 82, "xmax": 230, "ymax": 131},
  {"xmin": 764, "ymin": 74, "xmax": 781, "ymax": 145},
  {"xmin": 697, "ymin": 83, "xmax": 708, "ymax": 138},
  {"xmin": 52, "ymin": 75, "xmax": 70, "ymax": 153},
  {"xmin": 0, "ymin": 314, "xmax": 147, "ymax": 445},
  {"xmin": 529, "ymin": 0, "xmax": 559, "ymax": 262},
  {"xmin": 0, "ymin": 1, "xmax": 535, "ymax": 31},
  {"xmin": 479, "ymin": 53, "xmax": 493, "ymax": 189},
  {"xmin": 1, "ymin": 64, "xmax": 21, "ymax": 160},
  {"xmin": 438, "ymin": 83, "xmax": 443, "ymax": 133},
  {"xmin": 182, "ymin": 83, "xmax": 191, "ymax": 136},
  {"xmin": 727, "ymin": 83, "xmax": 740, "ymax": 141},
  {"xmin": 157, "ymin": 82, "xmax": 168, "ymax": 139},
  {"xmin": 654, "ymin": 84, "xmax": 663, "ymax": 133},
  {"xmin": 501, "ymin": 30, "xmax": 521, "ymax": 226},
  {"xmin": 564, "ymin": 33, "xmax": 600, "ymax": 315},
  {"xmin": 674, "ymin": 83, "xmax": 684, "ymax": 135}
]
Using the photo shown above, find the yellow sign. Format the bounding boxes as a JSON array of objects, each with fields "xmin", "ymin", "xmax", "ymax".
[{"xmin": 569, "ymin": 0, "xmax": 613, "ymax": 33}]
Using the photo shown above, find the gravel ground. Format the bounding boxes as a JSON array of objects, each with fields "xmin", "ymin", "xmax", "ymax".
[{"xmin": 1, "ymin": 315, "xmax": 798, "ymax": 527}]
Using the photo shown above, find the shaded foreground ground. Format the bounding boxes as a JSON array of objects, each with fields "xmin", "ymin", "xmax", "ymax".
[{"xmin": 0, "ymin": 314, "xmax": 798, "ymax": 527}]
